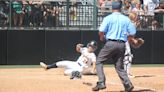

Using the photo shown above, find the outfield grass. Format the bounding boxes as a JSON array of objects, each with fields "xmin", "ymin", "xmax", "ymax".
[
  {"xmin": 132, "ymin": 64, "xmax": 164, "ymax": 67},
  {"xmin": 0, "ymin": 65, "xmax": 40, "ymax": 69},
  {"xmin": 104, "ymin": 64, "xmax": 164, "ymax": 67},
  {"xmin": 0, "ymin": 64, "xmax": 164, "ymax": 69}
]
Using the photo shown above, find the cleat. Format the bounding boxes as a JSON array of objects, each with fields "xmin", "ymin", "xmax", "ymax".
[
  {"xmin": 40, "ymin": 62, "xmax": 48, "ymax": 70},
  {"xmin": 125, "ymin": 84, "xmax": 134, "ymax": 92},
  {"xmin": 92, "ymin": 82, "xmax": 106, "ymax": 91}
]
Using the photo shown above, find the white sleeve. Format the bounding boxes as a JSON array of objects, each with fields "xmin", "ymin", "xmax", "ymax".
[
  {"xmin": 80, "ymin": 47, "xmax": 88, "ymax": 54},
  {"xmin": 91, "ymin": 54, "xmax": 96, "ymax": 63}
]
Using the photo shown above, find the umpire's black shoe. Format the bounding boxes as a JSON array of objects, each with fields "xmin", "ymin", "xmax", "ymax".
[
  {"xmin": 92, "ymin": 82, "xmax": 106, "ymax": 91},
  {"xmin": 124, "ymin": 84, "xmax": 134, "ymax": 92}
]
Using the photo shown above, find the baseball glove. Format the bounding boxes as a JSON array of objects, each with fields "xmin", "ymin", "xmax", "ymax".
[
  {"xmin": 70, "ymin": 71, "xmax": 82, "ymax": 80},
  {"xmin": 129, "ymin": 38, "xmax": 145, "ymax": 48}
]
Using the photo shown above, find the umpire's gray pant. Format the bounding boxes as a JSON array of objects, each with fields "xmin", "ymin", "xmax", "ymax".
[{"xmin": 96, "ymin": 40, "xmax": 132, "ymax": 86}]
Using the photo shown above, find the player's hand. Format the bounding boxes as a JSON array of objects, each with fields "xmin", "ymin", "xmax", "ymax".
[
  {"xmin": 76, "ymin": 44, "xmax": 84, "ymax": 48},
  {"xmin": 129, "ymin": 37, "xmax": 144, "ymax": 48},
  {"xmin": 99, "ymin": 32, "xmax": 105, "ymax": 42},
  {"xmin": 76, "ymin": 44, "xmax": 84, "ymax": 52}
]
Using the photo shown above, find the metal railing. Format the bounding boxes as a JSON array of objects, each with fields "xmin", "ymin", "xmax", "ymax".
[{"xmin": 0, "ymin": 0, "xmax": 164, "ymax": 30}]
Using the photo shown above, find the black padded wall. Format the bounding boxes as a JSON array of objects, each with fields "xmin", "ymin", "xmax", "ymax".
[{"xmin": 1, "ymin": 30, "xmax": 164, "ymax": 65}]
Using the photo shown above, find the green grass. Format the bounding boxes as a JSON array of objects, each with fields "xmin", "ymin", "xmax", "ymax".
[
  {"xmin": 0, "ymin": 64, "xmax": 164, "ymax": 69},
  {"xmin": 131, "ymin": 64, "xmax": 164, "ymax": 67},
  {"xmin": 104, "ymin": 64, "xmax": 164, "ymax": 67},
  {"xmin": 0, "ymin": 65, "xmax": 40, "ymax": 69}
]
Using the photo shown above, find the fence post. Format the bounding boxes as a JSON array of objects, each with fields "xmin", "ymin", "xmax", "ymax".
[
  {"xmin": 92, "ymin": 0, "xmax": 98, "ymax": 30},
  {"xmin": 163, "ymin": 14, "xmax": 164, "ymax": 29},
  {"xmin": 66, "ymin": 0, "xmax": 70, "ymax": 29},
  {"xmin": 9, "ymin": 0, "xmax": 12, "ymax": 29}
]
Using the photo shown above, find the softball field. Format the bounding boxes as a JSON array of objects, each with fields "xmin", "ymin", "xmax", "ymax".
[{"xmin": 0, "ymin": 65, "xmax": 164, "ymax": 92}]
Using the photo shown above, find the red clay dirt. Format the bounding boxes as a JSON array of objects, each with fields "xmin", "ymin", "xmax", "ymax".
[{"xmin": 0, "ymin": 67, "xmax": 164, "ymax": 92}]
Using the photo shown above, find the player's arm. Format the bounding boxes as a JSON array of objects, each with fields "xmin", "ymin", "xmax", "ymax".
[
  {"xmin": 127, "ymin": 18, "xmax": 137, "ymax": 44},
  {"xmin": 99, "ymin": 32, "xmax": 105, "ymax": 42},
  {"xmin": 99, "ymin": 17, "xmax": 108, "ymax": 42},
  {"xmin": 91, "ymin": 61, "xmax": 96, "ymax": 74},
  {"xmin": 76, "ymin": 43, "xmax": 84, "ymax": 53},
  {"xmin": 128, "ymin": 36, "xmax": 138, "ymax": 44}
]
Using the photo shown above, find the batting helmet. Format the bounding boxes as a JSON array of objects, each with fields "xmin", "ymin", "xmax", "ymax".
[{"xmin": 87, "ymin": 40, "xmax": 97, "ymax": 51}]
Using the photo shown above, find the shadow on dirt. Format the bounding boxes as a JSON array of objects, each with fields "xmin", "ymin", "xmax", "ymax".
[
  {"xmin": 134, "ymin": 75, "xmax": 156, "ymax": 78},
  {"xmin": 105, "ymin": 89, "xmax": 156, "ymax": 92}
]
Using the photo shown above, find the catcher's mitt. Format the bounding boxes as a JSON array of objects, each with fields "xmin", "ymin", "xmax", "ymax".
[{"xmin": 129, "ymin": 38, "xmax": 145, "ymax": 48}]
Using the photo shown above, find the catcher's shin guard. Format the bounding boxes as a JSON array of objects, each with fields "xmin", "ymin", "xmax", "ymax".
[
  {"xmin": 125, "ymin": 63, "xmax": 131, "ymax": 75},
  {"xmin": 124, "ymin": 54, "xmax": 133, "ymax": 75}
]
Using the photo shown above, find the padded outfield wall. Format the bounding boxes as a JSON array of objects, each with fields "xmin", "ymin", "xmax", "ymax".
[{"xmin": 0, "ymin": 30, "xmax": 164, "ymax": 65}]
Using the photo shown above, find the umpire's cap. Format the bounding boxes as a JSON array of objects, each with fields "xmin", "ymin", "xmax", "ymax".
[
  {"xmin": 112, "ymin": 0, "xmax": 122, "ymax": 10},
  {"xmin": 87, "ymin": 40, "xmax": 97, "ymax": 51}
]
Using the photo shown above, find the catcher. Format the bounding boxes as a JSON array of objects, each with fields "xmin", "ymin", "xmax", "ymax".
[
  {"xmin": 40, "ymin": 40, "xmax": 97, "ymax": 79},
  {"xmin": 124, "ymin": 36, "xmax": 144, "ymax": 79},
  {"xmin": 123, "ymin": 12, "xmax": 145, "ymax": 78}
]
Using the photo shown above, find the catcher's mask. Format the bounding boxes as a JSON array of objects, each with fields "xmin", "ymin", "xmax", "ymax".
[{"xmin": 87, "ymin": 40, "xmax": 97, "ymax": 51}]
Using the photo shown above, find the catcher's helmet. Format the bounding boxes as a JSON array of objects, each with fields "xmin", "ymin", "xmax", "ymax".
[{"xmin": 87, "ymin": 40, "xmax": 97, "ymax": 51}]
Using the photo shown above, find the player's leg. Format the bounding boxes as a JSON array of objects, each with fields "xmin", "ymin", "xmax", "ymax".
[
  {"xmin": 114, "ymin": 50, "xmax": 134, "ymax": 92},
  {"xmin": 64, "ymin": 69, "xmax": 73, "ymax": 75},
  {"xmin": 40, "ymin": 62, "xmax": 49, "ymax": 70},
  {"xmin": 124, "ymin": 60, "xmax": 128, "ymax": 73},
  {"xmin": 125, "ymin": 61, "xmax": 131, "ymax": 75},
  {"xmin": 126, "ymin": 62, "xmax": 135, "ymax": 78},
  {"xmin": 40, "ymin": 61, "xmax": 67, "ymax": 70},
  {"xmin": 56, "ymin": 61, "xmax": 79, "ymax": 69},
  {"xmin": 82, "ymin": 67, "xmax": 97, "ymax": 75},
  {"xmin": 124, "ymin": 54, "xmax": 135, "ymax": 78},
  {"xmin": 63, "ymin": 62, "xmax": 83, "ymax": 79},
  {"xmin": 40, "ymin": 60, "xmax": 75, "ymax": 70}
]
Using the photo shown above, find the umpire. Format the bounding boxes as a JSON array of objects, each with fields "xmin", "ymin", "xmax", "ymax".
[{"xmin": 92, "ymin": 0, "xmax": 136, "ymax": 92}]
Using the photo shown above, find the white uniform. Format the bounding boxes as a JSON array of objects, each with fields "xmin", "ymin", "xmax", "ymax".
[
  {"xmin": 56, "ymin": 47, "xmax": 96, "ymax": 75},
  {"xmin": 123, "ymin": 41, "xmax": 133, "ymax": 75}
]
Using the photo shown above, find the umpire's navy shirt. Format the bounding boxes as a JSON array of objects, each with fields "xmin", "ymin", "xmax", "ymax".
[{"xmin": 99, "ymin": 12, "xmax": 136, "ymax": 42}]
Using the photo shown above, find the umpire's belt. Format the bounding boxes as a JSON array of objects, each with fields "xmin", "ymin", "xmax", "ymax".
[{"xmin": 108, "ymin": 39, "xmax": 125, "ymax": 43}]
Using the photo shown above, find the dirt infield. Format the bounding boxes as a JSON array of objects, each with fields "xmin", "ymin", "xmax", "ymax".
[{"xmin": 0, "ymin": 67, "xmax": 164, "ymax": 92}]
